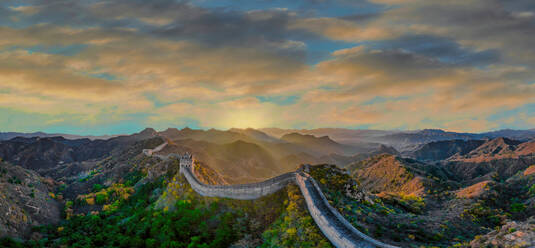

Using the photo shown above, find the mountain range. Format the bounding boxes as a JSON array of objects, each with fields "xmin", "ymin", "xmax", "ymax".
[
  {"xmin": 2, "ymin": 127, "xmax": 535, "ymax": 247},
  {"xmin": 6, "ymin": 127, "xmax": 534, "ymax": 151}
]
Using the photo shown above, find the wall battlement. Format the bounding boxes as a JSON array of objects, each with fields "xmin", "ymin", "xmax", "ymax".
[
  {"xmin": 179, "ymin": 163, "xmax": 295, "ymax": 200},
  {"xmin": 144, "ymin": 146, "xmax": 399, "ymax": 248},
  {"xmin": 296, "ymin": 172, "xmax": 398, "ymax": 248}
]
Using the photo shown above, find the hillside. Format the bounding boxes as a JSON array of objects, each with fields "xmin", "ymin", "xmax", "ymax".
[
  {"xmin": 154, "ymin": 128, "xmax": 391, "ymax": 182},
  {"xmin": 155, "ymin": 139, "xmax": 285, "ymax": 184},
  {"xmin": 449, "ymin": 138, "xmax": 533, "ymax": 162},
  {"xmin": 347, "ymin": 154, "xmax": 443, "ymax": 196},
  {"xmin": 0, "ymin": 128, "xmax": 160, "ymax": 172},
  {"xmin": 0, "ymin": 161, "xmax": 60, "ymax": 239},
  {"xmin": 228, "ymin": 128, "xmax": 280, "ymax": 143},
  {"xmin": 2, "ymin": 128, "xmax": 535, "ymax": 247},
  {"xmin": 407, "ymin": 139, "xmax": 486, "ymax": 161},
  {"xmin": 280, "ymin": 132, "xmax": 359, "ymax": 155}
]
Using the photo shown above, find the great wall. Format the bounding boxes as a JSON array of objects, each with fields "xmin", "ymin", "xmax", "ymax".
[{"xmin": 144, "ymin": 143, "xmax": 399, "ymax": 248}]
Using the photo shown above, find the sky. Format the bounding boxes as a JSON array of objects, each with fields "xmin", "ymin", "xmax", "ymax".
[{"xmin": 1, "ymin": 0, "xmax": 535, "ymax": 135}]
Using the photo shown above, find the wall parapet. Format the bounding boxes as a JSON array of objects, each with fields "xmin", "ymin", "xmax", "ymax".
[
  {"xmin": 146, "ymin": 150, "xmax": 399, "ymax": 248},
  {"xmin": 180, "ymin": 164, "xmax": 295, "ymax": 200},
  {"xmin": 297, "ymin": 172, "xmax": 399, "ymax": 248}
]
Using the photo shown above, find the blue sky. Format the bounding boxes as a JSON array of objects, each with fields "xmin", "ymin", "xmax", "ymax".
[{"xmin": 1, "ymin": 0, "xmax": 535, "ymax": 135}]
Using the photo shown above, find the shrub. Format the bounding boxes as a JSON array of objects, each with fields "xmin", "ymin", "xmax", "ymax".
[
  {"xmin": 463, "ymin": 202, "xmax": 504, "ymax": 227},
  {"xmin": 95, "ymin": 192, "xmax": 108, "ymax": 205},
  {"xmin": 92, "ymin": 184, "xmax": 104, "ymax": 192},
  {"xmin": 86, "ymin": 197, "xmax": 95, "ymax": 205},
  {"xmin": 510, "ymin": 203, "xmax": 526, "ymax": 213},
  {"xmin": 528, "ymin": 184, "xmax": 535, "ymax": 196}
]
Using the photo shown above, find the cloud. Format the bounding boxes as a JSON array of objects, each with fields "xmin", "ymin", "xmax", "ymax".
[
  {"xmin": 1, "ymin": 0, "xmax": 535, "ymax": 133},
  {"xmin": 289, "ymin": 16, "xmax": 396, "ymax": 42},
  {"xmin": 372, "ymin": 0, "xmax": 535, "ymax": 65}
]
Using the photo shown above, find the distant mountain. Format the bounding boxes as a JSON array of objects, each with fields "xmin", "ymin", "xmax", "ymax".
[
  {"xmin": 373, "ymin": 129, "xmax": 480, "ymax": 151},
  {"xmin": 449, "ymin": 137, "xmax": 525, "ymax": 162},
  {"xmin": 281, "ymin": 133, "xmax": 346, "ymax": 154},
  {"xmin": 260, "ymin": 128, "xmax": 393, "ymax": 145},
  {"xmin": 317, "ymin": 144, "xmax": 400, "ymax": 168},
  {"xmin": 0, "ymin": 128, "xmax": 162, "ymax": 172},
  {"xmin": 260, "ymin": 128, "xmax": 535, "ymax": 152},
  {"xmin": 282, "ymin": 132, "xmax": 377, "ymax": 156},
  {"xmin": 480, "ymin": 129, "xmax": 535, "ymax": 140},
  {"xmin": 153, "ymin": 139, "xmax": 284, "ymax": 184},
  {"xmin": 262, "ymin": 128, "xmax": 470, "ymax": 151},
  {"xmin": 0, "ymin": 132, "xmax": 119, "ymax": 141},
  {"xmin": 228, "ymin": 128, "xmax": 280, "ymax": 143},
  {"xmin": 406, "ymin": 139, "xmax": 486, "ymax": 161},
  {"xmin": 151, "ymin": 128, "xmax": 397, "ymax": 182},
  {"xmin": 158, "ymin": 127, "xmax": 251, "ymax": 144}
]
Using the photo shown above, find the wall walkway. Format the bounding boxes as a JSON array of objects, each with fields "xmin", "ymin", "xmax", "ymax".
[{"xmin": 144, "ymin": 145, "xmax": 399, "ymax": 248}]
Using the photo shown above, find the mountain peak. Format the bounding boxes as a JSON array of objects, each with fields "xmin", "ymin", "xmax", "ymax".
[
  {"xmin": 375, "ymin": 144, "xmax": 400, "ymax": 155},
  {"xmin": 487, "ymin": 137, "xmax": 521, "ymax": 146},
  {"xmin": 290, "ymin": 133, "xmax": 336, "ymax": 144},
  {"xmin": 164, "ymin": 127, "xmax": 179, "ymax": 132},
  {"xmin": 139, "ymin": 128, "xmax": 157, "ymax": 135},
  {"xmin": 422, "ymin": 129, "xmax": 445, "ymax": 133}
]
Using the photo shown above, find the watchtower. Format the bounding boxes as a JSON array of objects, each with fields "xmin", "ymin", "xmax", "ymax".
[{"xmin": 180, "ymin": 152, "xmax": 193, "ymax": 168}]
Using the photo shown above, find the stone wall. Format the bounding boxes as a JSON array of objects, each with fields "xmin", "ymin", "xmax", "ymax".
[
  {"xmin": 146, "ymin": 150, "xmax": 399, "ymax": 248},
  {"xmin": 142, "ymin": 141, "xmax": 168, "ymax": 156},
  {"xmin": 180, "ymin": 164, "xmax": 295, "ymax": 200},
  {"xmin": 296, "ymin": 173, "xmax": 399, "ymax": 248}
]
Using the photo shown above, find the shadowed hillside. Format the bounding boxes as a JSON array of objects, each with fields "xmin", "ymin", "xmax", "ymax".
[{"xmin": 347, "ymin": 154, "xmax": 449, "ymax": 196}]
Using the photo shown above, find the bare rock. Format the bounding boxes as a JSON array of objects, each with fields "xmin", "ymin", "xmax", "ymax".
[
  {"xmin": 471, "ymin": 219, "xmax": 535, "ymax": 248},
  {"xmin": 0, "ymin": 162, "xmax": 61, "ymax": 239}
]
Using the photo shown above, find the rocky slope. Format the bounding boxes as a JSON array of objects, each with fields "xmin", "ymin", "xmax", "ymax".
[
  {"xmin": 470, "ymin": 219, "xmax": 535, "ymax": 247},
  {"xmin": 0, "ymin": 161, "xmax": 60, "ymax": 239},
  {"xmin": 347, "ymin": 154, "xmax": 447, "ymax": 196},
  {"xmin": 441, "ymin": 138, "xmax": 535, "ymax": 182},
  {"xmin": 449, "ymin": 137, "xmax": 524, "ymax": 162}
]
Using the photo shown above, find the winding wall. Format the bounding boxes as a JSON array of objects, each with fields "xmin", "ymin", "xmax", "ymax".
[
  {"xmin": 144, "ymin": 144, "xmax": 399, "ymax": 248},
  {"xmin": 296, "ymin": 172, "xmax": 398, "ymax": 248},
  {"xmin": 143, "ymin": 141, "xmax": 168, "ymax": 156},
  {"xmin": 179, "ymin": 164, "xmax": 295, "ymax": 200}
]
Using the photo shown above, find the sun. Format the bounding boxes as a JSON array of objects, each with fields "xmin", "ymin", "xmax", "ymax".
[{"xmin": 219, "ymin": 110, "xmax": 269, "ymax": 129}]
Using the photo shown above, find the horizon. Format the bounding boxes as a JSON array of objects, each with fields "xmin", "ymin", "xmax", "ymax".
[
  {"xmin": 2, "ymin": 126, "xmax": 535, "ymax": 137},
  {"xmin": 1, "ymin": 1, "xmax": 535, "ymax": 135}
]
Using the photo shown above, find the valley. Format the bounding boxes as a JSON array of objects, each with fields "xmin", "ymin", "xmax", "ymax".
[{"xmin": 1, "ymin": 127, "xmax": 535, "ymax": 247}]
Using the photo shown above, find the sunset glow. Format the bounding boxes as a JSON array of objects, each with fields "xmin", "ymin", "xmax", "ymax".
[{"xmin": 1, "ymin": 0, "xmax": 534, "ymax": 134}]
